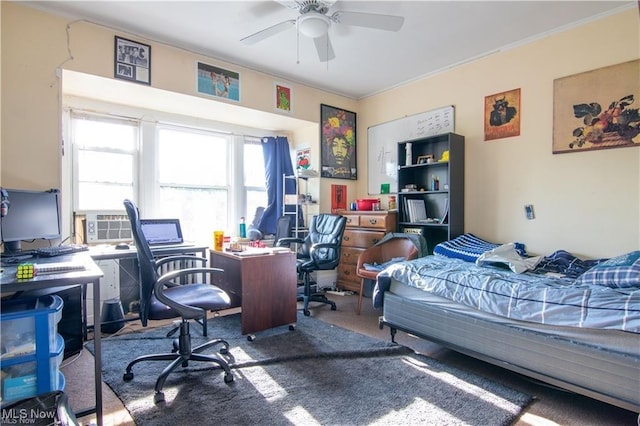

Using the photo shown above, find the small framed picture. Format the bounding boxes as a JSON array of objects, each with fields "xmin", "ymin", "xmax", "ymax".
[
  {"xmin": 275, "ymin": 82, "xmax": 292, "ymax": 113},
  {"xmin": 196, "ymin": 61, "xmax": 240, "ymax": 102},
  {"xmin": 114, "ymin": 36, "xmax": 150, "ymax": 85},
  {"xmin": 417, "ymin": 154, "xmax": 434, "ymax": 164}
]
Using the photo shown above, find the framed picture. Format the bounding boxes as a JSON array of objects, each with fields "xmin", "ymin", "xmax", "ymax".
[
  {"xmin": 275, "ymin": 82, "xmax": 292, "ymax": 113},
  {"xmin": 196, "ymin": 61, "xmax": 240, "ymax": 102},
  {"xmin": 484, "ymin": 88, "xmax": 521, "ymax": 141},
  {"xmin": 114, "ymin": 36, "xmax": 150, "ymax": 85},
  {"xmin": 417, "ymin": 154, "xmax": 434, "ymax": 164},
  {"xmin": 553, "ymin": 60, "xmax": 639, "ymax": 154},
  {"xmin": 320, "ymin": 104, "xmax": 357, "ymax": 180}
]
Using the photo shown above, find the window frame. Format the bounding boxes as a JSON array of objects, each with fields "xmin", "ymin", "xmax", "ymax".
[{"xmin": 63, "ymin": 104, "xmax": 272, "ymax": 244}]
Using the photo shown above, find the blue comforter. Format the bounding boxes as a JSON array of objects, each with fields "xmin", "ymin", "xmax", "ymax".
[{"xmin": 374, "ymin": 255, "xmax": 640, "ymax": 333}]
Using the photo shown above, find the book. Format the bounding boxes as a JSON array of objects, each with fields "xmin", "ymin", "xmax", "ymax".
[
  {"xmin": 407, "ymin": 199, "xmax": 427, "ymax": 222},
  {"xmin": 440, "ymin": 197, "xmax": 449, "ymax": 224}
]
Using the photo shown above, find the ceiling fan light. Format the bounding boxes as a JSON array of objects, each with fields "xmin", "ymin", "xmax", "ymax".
[{"xmin": 298, "ymin": 13, "xmax": 330, "ymax": 38}]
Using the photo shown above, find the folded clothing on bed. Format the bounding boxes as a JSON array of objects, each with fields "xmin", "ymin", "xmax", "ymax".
[
  {"xmin": 535, "ymin": 249, "xmax": 606, "ymax": 279},
  {"xmin": 476, "ymin": 243, "xmax": 541, "ymax": 273}
]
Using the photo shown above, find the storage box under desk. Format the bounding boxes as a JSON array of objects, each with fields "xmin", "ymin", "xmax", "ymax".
[{"xmin": 0, "ymin": 295, "xmax": 66, "ymax": 404}]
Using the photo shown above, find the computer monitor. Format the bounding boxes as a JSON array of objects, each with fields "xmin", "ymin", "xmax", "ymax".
[{"xmin": 0, "ymin": 188, "xmax": 62, "ymax": 253}]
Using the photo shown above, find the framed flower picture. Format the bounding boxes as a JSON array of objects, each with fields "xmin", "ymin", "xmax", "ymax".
[{"xmin": 320, "ymin": 104, "xmax": 357, "ymax": 180}]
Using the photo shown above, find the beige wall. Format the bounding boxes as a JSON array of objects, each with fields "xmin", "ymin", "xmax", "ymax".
[
  {"xmin": 2, "ymin": 2, "xmax": 639, "ymax": 258},
  {"xmin": 358, "ymin": 9, "xmax": 639, "ymax": 258},
  {"xmin": 0, "ymin": 2, "xmax": 356, "ymax": 188}
]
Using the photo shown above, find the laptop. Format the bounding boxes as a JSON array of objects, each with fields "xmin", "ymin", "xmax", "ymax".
[{"xmin": 140, "ymin": 218, "xmax": 193, "ymax": 247}]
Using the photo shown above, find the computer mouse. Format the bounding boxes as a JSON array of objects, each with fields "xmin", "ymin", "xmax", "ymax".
[{"xmin": 115, "ymin": 243, "xmax": 130, "ymax": 250}]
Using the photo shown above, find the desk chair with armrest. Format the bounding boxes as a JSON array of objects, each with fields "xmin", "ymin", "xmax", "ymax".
[
  {"xmin": 276, "ymin": 214, "xmax": 347, "ymax": 316},
  {"xmin": 356, "ymin": 237, "xmax": 419, "ymax": 315},
  {"xmin": 122, "ymin": 199, "xmax": 233, "ymax": 404}
]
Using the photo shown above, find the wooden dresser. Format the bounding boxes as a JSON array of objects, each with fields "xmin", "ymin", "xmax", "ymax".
[{"xmin": 336, "ymin": 210, "xmax": 397, "ymax": 292}]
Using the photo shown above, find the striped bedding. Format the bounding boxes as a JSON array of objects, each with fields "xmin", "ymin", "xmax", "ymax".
[{"xmin": 376, "ymin": 255, "xmax": 640, "ymax": 333}]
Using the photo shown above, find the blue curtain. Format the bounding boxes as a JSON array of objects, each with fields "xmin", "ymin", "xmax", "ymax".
[{"xmin": 257, "ymin": 136, "xmax": 295, "ymax": 235}]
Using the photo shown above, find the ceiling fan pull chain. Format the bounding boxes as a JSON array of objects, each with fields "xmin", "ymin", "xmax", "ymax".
[
  {"xmin": 296, "ymin": 25, "xmax": 300, "ymax": 64},
  {"xmin": 326, "ymin": 35, "xmax": 330, "ymax": 71}
]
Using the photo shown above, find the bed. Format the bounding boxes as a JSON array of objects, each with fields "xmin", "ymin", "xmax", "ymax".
[{"xmin": 373, "ymin": 234, "xmax": 640, "ymax": 412}]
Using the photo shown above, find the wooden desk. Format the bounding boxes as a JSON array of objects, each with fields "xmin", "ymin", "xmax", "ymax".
[
  {"xmin": 209, "ymin": 250, "xmax": 297, "ymax": 336},
  {"xmin": 0, "ymin": 254, "xmax": 104, "ymax": 426}
]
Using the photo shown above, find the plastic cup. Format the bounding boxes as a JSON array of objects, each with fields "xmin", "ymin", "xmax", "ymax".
[{"xmin": 213, "ymin": 230, "xmax": 224, "ymax": 251}]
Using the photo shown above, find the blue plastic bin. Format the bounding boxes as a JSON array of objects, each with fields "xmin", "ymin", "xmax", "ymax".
[{"xmin": 0, "ymin": 295, "xmax": 66, "ymax": 404}]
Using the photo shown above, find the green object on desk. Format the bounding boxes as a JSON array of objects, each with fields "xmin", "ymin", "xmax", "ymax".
[{"xmin": 16, "ymin": 262, "xmax": 35, "ymax": 279}]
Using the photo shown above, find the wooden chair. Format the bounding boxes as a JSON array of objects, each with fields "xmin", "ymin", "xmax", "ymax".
[{"xmin": 355, "ymin": 238, "xmax": 419, "ymax": 315}]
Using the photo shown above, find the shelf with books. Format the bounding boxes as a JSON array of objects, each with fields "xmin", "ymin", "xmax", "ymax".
[{"xmin": 397, "ymin": 133, "xmax": 464, "ymax": 253}]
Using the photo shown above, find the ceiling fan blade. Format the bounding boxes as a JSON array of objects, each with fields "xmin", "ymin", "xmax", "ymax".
[
  {"xmin": 241, "ymin": 20, "xmax": 296, "ymax": 45},
  {"xmin": 313, "ymin": 33, "xmax": 335, "ymax": 62},
  {"xmin": 332, "ymin": 11, "xmax": 404, "ymax": 31},
  {"xmin": 272, "ymin": 0, "xmax": 300, "ymax": 9}
]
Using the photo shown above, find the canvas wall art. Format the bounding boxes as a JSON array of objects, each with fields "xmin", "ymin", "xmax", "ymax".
[
  {"xmin": 484, "ymin": 88, "xmax": 521, "ymax": 141},
  {"xmin": 553, "ymin": 59, "xmax": 639, "ymax": 154}
]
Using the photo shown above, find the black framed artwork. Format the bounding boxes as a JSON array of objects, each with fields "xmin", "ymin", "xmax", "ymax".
[
  {"xmin": 320, "ymin": 104, "xmax": 357, "ymax": 180},
  {"xmin": 114, "ymin": 36, "xmax": 151, "ymax": 85}
]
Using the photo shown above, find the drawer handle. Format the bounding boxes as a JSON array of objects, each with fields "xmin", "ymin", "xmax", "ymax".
[
  {"xmin": 343, "ymin": 236, "xmax": 350, "ymax": 241},
  {"xmin": 344, "ymin": 270, "xmax": 351, "ymax": 275},
  {"xmin": 346, "ymin": 218, "xmax": 353, "ymax": 224},
  {"xmin": 368, "ymin": 219, "xmax": 378, "ymax": 225},
  {"xmin": 343, "ymin": 252, "xmax": 350, "ymax": 258},
  {"xmin": 372, "ymin": 238, "xmax": 379, "ymax": 244}
]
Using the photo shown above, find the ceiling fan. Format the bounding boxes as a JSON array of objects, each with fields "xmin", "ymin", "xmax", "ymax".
[{"xmin": 240, "ymin": 0, "xmax": 405, "ymax": 62}]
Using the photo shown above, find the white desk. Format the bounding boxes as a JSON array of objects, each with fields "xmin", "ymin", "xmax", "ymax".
[{"xmin": 89, "ymin": 244, "xmax": 208, "ymax": 262}]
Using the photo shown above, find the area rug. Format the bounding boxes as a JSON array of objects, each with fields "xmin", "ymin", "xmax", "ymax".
[{"xmin": 90, "ymin": 314, "xmax": 532, "ymax": 425}]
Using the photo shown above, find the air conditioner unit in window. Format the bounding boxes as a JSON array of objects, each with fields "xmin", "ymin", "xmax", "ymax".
[{"xmin": 82, "ymin": 211, "xmax": 132, "ymax": 244}]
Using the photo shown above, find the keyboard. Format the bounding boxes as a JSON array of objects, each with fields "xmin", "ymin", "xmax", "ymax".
[
  {"xmin": 35, "ymin": 244, "xmax": 89, "ymax": 257},
  {"xmin": 35, "ymin": 261, "xmax": 86, "ymax": 275}
]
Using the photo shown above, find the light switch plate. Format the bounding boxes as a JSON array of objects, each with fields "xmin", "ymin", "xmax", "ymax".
[{"xmin": 525, "ymin": 204, "xmax": 535, "ymax": 220}]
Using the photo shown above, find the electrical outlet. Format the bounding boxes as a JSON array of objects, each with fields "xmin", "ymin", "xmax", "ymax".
[{"xmin": 525, "ymin": 204, "xmax": 535, "ymax": 220}]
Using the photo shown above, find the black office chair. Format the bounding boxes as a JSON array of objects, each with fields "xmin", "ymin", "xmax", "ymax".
[
  {"xmin": 122, "ymin": 199, "xmax": 233, "ymax": 404},
  {"xmin": 274, "ymin": 215, "xmax": 293, "ymax": 242},
  {"xmin": 276, "ymin": 214, "xmax": 347, "ymax": 316}
]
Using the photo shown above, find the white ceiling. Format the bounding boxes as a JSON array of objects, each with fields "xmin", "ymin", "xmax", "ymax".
[{"xmin": 26, "ymin": 1, "xmax": 634, "ymax": 100}]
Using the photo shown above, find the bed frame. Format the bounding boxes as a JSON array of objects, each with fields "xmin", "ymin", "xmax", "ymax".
[{"xmin": 378, "ymin": 290, "xmax": 640, "ymax": 413}]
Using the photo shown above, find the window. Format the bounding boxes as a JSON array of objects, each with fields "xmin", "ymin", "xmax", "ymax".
[
  {"xmin": 69, "ymin": 111, "xmax": 268, "ymax": 246},
  {"xmin": 71, "ymin": 113, "xmax": 137, "ymax": 211},
  {"xmin": 157, "ymin": 126, "xmax": 230, "ymax": 244}
]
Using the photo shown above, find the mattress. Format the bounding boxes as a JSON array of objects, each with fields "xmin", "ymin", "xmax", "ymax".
[
  {"xmin": 388, "ymin": 281, "xmax": 639, "ymax": 355},
  {"xmin": 376, "ymin": 255, "xmax": 640, "ymax": 333}
]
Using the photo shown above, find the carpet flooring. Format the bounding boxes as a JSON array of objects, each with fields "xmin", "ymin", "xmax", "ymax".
[{"xmin": 89, "ymin": 314, "xmax": 531, "ymax": 425}]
